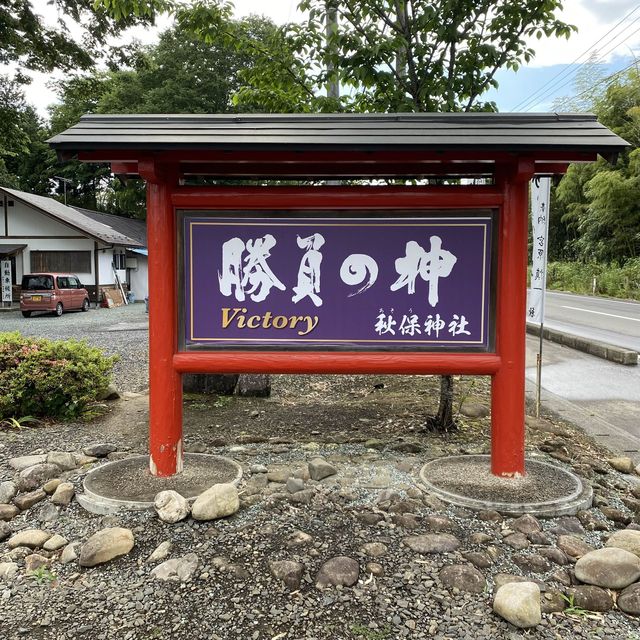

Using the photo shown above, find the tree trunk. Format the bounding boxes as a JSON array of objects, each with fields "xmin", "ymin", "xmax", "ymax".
[{"xmin": 425, "ymin": 374, "xmax": 457, "ymax": 432}]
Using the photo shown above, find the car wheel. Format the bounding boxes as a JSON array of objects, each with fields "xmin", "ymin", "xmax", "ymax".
[
  {"xmin": 21, "ymin": 311, "xmax": 31, "ymax": 318},
  {"xmin": 81, "ymin": 298, "xmax": 90, "ymax": 312},
  {"xmin": 55, "ymin": 302, "xmax": 63, "ymax": 317}
]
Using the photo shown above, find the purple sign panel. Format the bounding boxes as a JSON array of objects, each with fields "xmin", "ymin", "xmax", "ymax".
[{"xmin": 183, "ymin": 214, "xmax": 494, "ymax": 351}]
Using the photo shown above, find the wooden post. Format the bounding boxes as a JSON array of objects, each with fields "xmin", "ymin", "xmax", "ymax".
[
  {"xmin": 141, "ymin": 161, "xmax": 183, "ymax": 477},
  {"xmin": 491, "ymin": 161, "xmax": 533, "ymax": 477}
]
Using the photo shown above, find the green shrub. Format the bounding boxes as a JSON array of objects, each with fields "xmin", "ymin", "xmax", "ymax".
[
  {"xmin": 546, "ymin": 260, "xmax": 640, "ymax": 300},
  {"xmin": 0, "ymin": 332, "xmax": 118, "ymax": 421}
]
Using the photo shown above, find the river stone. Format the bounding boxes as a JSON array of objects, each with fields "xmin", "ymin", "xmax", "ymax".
[
  {"xmin": 0, "ymin": 522, "xmax": 10, "ymax": 541},
  {"xmin": 8, "ymin": 529, "xmax": 51, "ymax": 549},
  {"xmin": 440, "ymin": 564, "xmax": 486, "ymax": 593},
  {"xmin": 51, "ymin": 482, "xmax": 75, "ymax": 506},
  {"xmin": 539, "ymin": 547, "xmax": 569, "ymax": 565},
  {"xmin": 151, "ymin": 553, "xmax": 199, "ymax": 582},
  {"xmin": 83, "ymin": 443, "xmax": 117, "ymax": 458},
  {"xmin": 366, "ymin": 562, "xmax": 384, "ymax": 577},
  {"xmin": 191, "ymin": 483, "xmax": 239, "ymax": 521},
  {"xmin": 8, "ymin": 455, "xmax": 46, "ymax": 471},
  {"xmin": 541, "ymin": 589, "xmax": 567, "ymax": 614},
  {"xmin": 286, "ymin": 530, "xmax": 313, "ymax": 548},
  {"xmin": 269, "ymin": 560, "xmax": 304, "ymax": 590},
  {"xmin": 0, "ymin": 562, "xmax": 19, "ymax": 580},
  {"xmin": 316, "ymin": 556, "xmax": 359, "ymax": 588},
  {"xmin": 79, "ymin": 527, "xmax": 135, "ymax": 567},
  {"xmin": 308, "ymin": 458, "xmax": 337, "ymax": 481},
  {"xmin": 493, "ymin": 582, "xmax": 541, "ymax": 629},
  {"xmin": 504, "ymin": 533, "xmax": 530, "ymax": 550},
  {"xmin": 459, "ymin": 401, "xmax": 489, "ymax": 418},
  {"xmin": 18, "ymin": 464, "xmax": 60, "ymax": 492},
  {"xmin": 513, "ymin": 554, "xmax": 551, "ymax": 573},
  {"xmin": 618, "ymin": 583, "xmax": 640, "ymax": 616},
  {"xmin": 286, "ymin": 477, "xmax": 305, "ymax": 494},
  {"xmin": 568, "ymin": 585, "xmax": 614, "ymax": 612},
  {"xmin": 424, "ymin": 515, "xmax": 456, "ymax": 532},
  {"xmin": 61, "ymin": 542, "xmax": 80, "ymax": 564},
  {"xmin": 470, "ymin": 532, "xmax": 493, "ymax": 545},
  {"xmin": 608, "ymin": 457, "xmax": 635, "ymax": 474},
  {"xmin": 461, "ymin": 551, "xmax": 493, "ymax": 569},
  {"xmin": 46, "ymin": 451, "xmax": 77, "ymax": 471},
  {"xmin": 605, "ymin": 529, "xmax": 640, "ymax": 558},
  {"xmin": 25, "ymin": 554, "xmax": 50, "ymax": 574},
  {"xmin": 574, "ymin": 547, "xmax": 640, "ymax": 589},
  {"xmin": 0, "ymin": 504, "xmax": 19, "ymax": 521},
  {"xmin": 511, "ymin": 514, "xmax": 541, "ymax": 535},
  {"xmin": 43, "ymin": 534, "xmax": 68, "ymax": 551},
  {"xmin": 43, "ymin": 479, "xmax": 62, "ymax": 495},
  {"xmin": 154, "ymin": 490, "xmax": 190, "ymax": 523},
  {"xmin": 557, "ymin": 535, "xmax": 593, "ymax": 559},
  {"xmin": 147, "ymin": 541, "xmax": 172, "ymax": 563},
  {"xmin": 403, "ymin": 534, "xmax": 460, "ymax": 554},
  {"xmin": 361, "ymin": 542, "xmax": 388, "ymax": 558},
  {"xmin": 0, "ymin": 481, "xmax": 17, "ymax": 504}
]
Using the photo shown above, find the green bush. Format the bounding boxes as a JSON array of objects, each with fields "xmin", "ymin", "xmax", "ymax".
[
  {"xmin": 0, "ymin": 332, "xmax": 118, "ymax": 421},
  {"xmin": 546, "ymin": 259, "xmax": 640, "ymax": 300}
]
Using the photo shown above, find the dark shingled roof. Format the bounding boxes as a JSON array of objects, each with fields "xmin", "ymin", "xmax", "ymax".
[
  {"xmin": 48, "ymin": 112, "xmax": 629, "ymax": 158},
  {"xmin": 1, "ymin": 187, "xmax": 145, "ymax": 247}
]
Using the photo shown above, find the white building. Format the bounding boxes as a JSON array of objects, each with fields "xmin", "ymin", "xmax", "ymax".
[{"xmin": 0, "ymin": 187, "xmax": 148, "ymax": 303}]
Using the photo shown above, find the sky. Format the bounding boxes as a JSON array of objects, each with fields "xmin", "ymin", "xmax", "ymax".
[{"xmin": 14, "ymin": 0, "xmax": 640, "ymax": 117}]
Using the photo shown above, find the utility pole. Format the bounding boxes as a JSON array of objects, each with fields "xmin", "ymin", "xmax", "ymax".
[
  {"xmin": 325, "ymin": 0, "xmax": 339, "ymax": 100},
  {"xmin": 54, "ymin": 176, "xmax": 73, "ymax": 205}
]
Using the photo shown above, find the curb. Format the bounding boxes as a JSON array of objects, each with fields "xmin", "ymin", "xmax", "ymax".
[{"xmin": 526, "ymin": 322, "xmax": 638, "ymax": 366}]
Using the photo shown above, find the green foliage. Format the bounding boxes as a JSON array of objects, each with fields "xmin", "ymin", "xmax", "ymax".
[
  {"xmin": 546, "ymin": 259, "xmax": 640, "ymax": 300},
  {"xmin": 0, "ymin": 415, "xmax": 40, "ymax": 430},
  {"xmin": 349, "ymin": 623, "xmax": 391, "ymax": 640},
  {"xmin": 0, "ymin": 332, "xmax": 118, "ymax": 421},
  {"xmin": 30, "ymin": 566, "xmax": 57, "ymax": 584}
]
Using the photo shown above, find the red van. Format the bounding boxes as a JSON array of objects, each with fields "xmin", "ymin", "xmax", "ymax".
[{"xmin": 20, "ymin": 273, "xmax": 90, "ymax": 318}]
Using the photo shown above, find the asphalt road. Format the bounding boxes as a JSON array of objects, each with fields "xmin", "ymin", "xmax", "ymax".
[{"xmin": 534, "ymin": 290, "xmax": 640, "ymax": 352}]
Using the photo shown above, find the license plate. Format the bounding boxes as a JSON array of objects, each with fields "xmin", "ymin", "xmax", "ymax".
[{"xmin": 32, "ymin": 295, "xmax": 42, "ymax": 301}]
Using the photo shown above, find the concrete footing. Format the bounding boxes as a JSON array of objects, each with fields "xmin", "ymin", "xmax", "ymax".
[
  {"xmin": 77, "ymin": 453, "xmax": 242, "ymax": 515},
  {"xmin": 419, "ymin": 454, "xmax": 592, "ymax": 517}
]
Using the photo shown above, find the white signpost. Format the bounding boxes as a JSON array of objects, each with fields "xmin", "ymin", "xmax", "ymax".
[
  {"xmin": 529, "ymin": 177, "xmax": 551, "ymax": 417},
  {"xmin": 1, "ymin": 260, "xmax": 12, "ymax": 306}
]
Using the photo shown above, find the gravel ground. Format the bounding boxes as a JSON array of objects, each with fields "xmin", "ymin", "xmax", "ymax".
[{"xmin": 0, "ymin": 304, "xmax": 149, "ymax": 393}]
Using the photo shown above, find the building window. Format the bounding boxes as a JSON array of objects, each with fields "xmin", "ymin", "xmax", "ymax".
[
  {"xmin": 113, "ymin": 253, "xmax": 126, "ymax": 270},
  {"xmin": 30, "ymin": 250, "xmax": 91, "ymax": 274}
]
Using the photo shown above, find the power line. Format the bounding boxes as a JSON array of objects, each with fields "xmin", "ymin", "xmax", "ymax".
[
  {"xmin": 511, "ymin": 4, "xmax": 640, "ymax": 111},
  {"xmin": 565, "ymin": 58, "xmax": 638, "ymax": 104}
]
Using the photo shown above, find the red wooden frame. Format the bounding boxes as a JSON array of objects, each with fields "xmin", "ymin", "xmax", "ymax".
[{"xmin": 143, "ymin": 171, "xmax": 531, "ymax": 478}]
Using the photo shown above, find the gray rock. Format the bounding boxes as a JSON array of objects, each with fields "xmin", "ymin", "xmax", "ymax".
[
  {"xmin": 151, "ymin": 553, "xmax": 199, "ymax": 582},
  {"xmin": 541, "ymin": 589, "xmax": 567, "ymax": 614},
  {"xmin": 43, "ymin": 534, "xmax": 68, "ymax": 551},
  {"xmin": 601, "ymin": 506, "xmax": 632, "ymax": 525},
  {"xmin": 46, "ymin": 451, "xmax": 77, "ymax": 471},
  {"xmin": 493, "ymin": 573, "xmax": 540, "ymax": 591},
  {"xmin": 79, "ymin": 527, "xmax": 135, "ymax": 567},
  {"xmin": 286, "ymin": 477, "xmax": 305, "ymax": 494},
  {"xmin": 567, "ymin": 585, "xmax": 614, "ymax": 612},
  {"xmin": 528, "ymin": 531, "xmax": 551, "ymax": 545},
  {"xmin": 17, "ymin": 464, "xmax": 60, "ymax": 492},
  {"xmin": 538, "ymin": 548, "xmax": 569, "ymax": 565},
  {"xmin": 574, "ymin": 547, "xmax": 640, "ymax": 589},
  {"xmin": 61, "ymin": 542, "xmax": 80, "ymax": 564},
  {"xmin": 0, "ymin": 562, "xmax": 19, "ymax": 581},
  {"xmin": 461, "ymin": 551, "xmax": 493, "ymax": 569},
  {"xmin": 235, "ymin": 374, "xmax": 270, "ymax": 397},
  {"xmin": 361, "ymin": 542, "xmax": 388, "ymax": 558},
  {"xmin": 0, "ymin": 504, "xmax": 19, "ymax": 521},
  {"xmin": 605, "ymin": 529, "xmax": 640, "ymax": 558},
  {"xmin": 618, "ymin": 583, "xmax": 640, "ymax": 616},
  {"xmin": 439, "ymin": 564, "xmax": 486, "ymax": 593},
  {"xmin": 424, "ymin": 515, "xmax": 456, "ymax": 532},
  {"xmin": 154, "ymin": 490, "xmax": 190, "ymax": 523},
  {"xmin": 403, "ymin": 534, "xmax": 460, "ymax": 554},
  {"xmin": 459, "ymin": 401, "xmax": 489, "ymax": 418},
  {"xmin": 0, "ymin": 522, "xmax": 10, "ymax": 541},
  {"xmin": 25, "ymin": 553, "xmax": 49, "ymax": 574},
  {"xmin": 83, "ymin": 443, "xmax": 117, "ymax": 458},
  {"xmin": 0, "ymin": 481, "xmax": 17, "ymax": 504},
  {"xmin": 8, "ymin": 455, "xmax": 46, "ymax": 471},
  {"xmin": 366, "ymin": 562, "xmax": 384, "ymax": 577},
  {"xmin": 493, "ymin": 582, "xmax": 541, "ymax": 629},
  {"xmin": 266, "ymin": 466, "xmax": 293, "ymax": 483},
  {"xmin": 38, "ymin": 503, "xmax": 60, "ymax": 524},
  {"xmin": 512, "ymin": 554, "xmax": 551, "ymax": 573},
  {"xmin": 289, "ymin": 488, "xmax": 315, "ymax": 505},
  {"xmin": 511, "ymin": 514, "xmax": 541, "ymax": 535},
  {"xmin": 51, "ymin": 482, "xmax": 75, "ymax": 506},
  {"xmin": 243, "ymin": 474, "xmax": 268, "ymax": 497},
  {"xmin": 42, "ymin": 479, "xmax": 62, "ymax": 495},
  {"xmin": 249, "ymin": 464, "xmax": 267, "ymax": 474},
  {"xmin": 147, "ymin": 540, "xmax": 172, "ymax": 563},
  {"xmin": 316, "ymin": 556, "xmax": 359, "ymax": 588},
  {"xmin": 477, "ymin": 510, "xmax": 502, "ymax": 522},
  {"xmin": 269, "ymin": 560, "xmax": 304, "ymax": 590},
  {"xmin": 13, "ymin": 489, "xmax": 46, "ymax": 511},
  {"xmin": 504, "ymin": 533, "xmax": 530, "ymax": 550},
  {"xmin": 557, "ymin": 535, "xmax": 593, "ymax": 559},
  {"xmin": 191, "ymin": 483, "xmax": 239, "ymax": 521},
  {"xmin": 8, "ymin": 529, "xmax": 51, "ymax": 549},
  {"xmin": 286, "ymin": 530, "xmax": 313, "ymax": 548},
  {"xmin": 308, "ymin": 458, "xmax": 337, "ymax": 481},
  {"xmin": 97, "ymin": 383, "xmax": 120, "ymax": 400},
  {"xmin": 608, "ymin": 456, "xmax": 635, "ymax": 474},
  {"xmin": 469, "ymin": 532, "xmax": 493, "ymax": 545}
]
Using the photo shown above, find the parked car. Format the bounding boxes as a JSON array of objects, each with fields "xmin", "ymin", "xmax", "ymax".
[{"xmin": 20, "ymin": 273, "xmax": 90, "ymax": 318}]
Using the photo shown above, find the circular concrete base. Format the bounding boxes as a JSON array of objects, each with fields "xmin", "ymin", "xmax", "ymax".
[
  {"xmin": 419, "ymin": 455, "xmax": 592, "ymax": 517},
  {"xmin": 77, "ymin": 454, "xmax": 243, "ymax": 515}
]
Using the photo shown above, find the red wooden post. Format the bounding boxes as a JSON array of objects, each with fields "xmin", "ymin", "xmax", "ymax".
[
  {"xmin": 142, "ymin": 161, "xmax": 183, "ymax": 477},
  {"xmin": 491, "ymin": 162, "xmax": 534, "ymax": 476}
]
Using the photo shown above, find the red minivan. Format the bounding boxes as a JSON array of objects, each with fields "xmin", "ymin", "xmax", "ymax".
[{"xmin": 20, "ymin": 273, "xmax": 90, "ymax": 318}]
